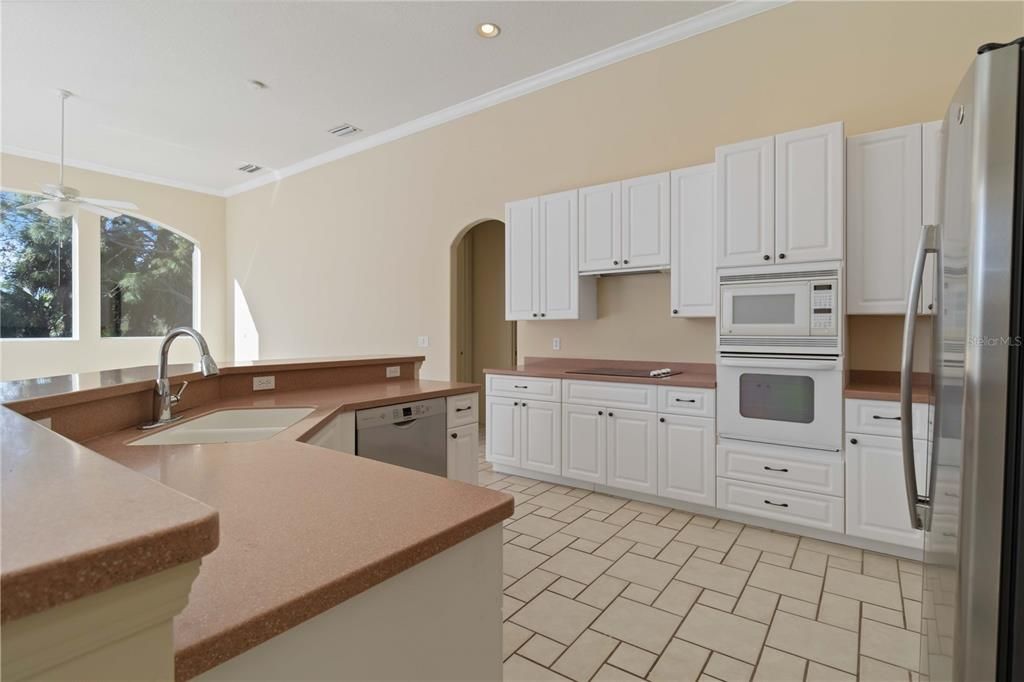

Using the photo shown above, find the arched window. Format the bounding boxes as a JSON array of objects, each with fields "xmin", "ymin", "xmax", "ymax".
[
  {"xmin": 0, "ymin": 190, "xmax": 74, "ymax": 338},
  {"xmin": 100, "ymin": 214, "xmax": 196, "ymax": 337}
]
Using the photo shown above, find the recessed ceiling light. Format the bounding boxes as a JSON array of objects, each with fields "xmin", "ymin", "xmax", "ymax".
[{"xmin": 476, "ymin": 22, "xmax": 500, "ymax": 38}]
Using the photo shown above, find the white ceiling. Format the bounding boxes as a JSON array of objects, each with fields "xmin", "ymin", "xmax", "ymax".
[{"xmin": 1, "ymin": 1, "xmax": 733, "ymax": 195}]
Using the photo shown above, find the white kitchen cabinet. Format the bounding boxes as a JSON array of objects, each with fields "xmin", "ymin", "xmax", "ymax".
[
  {"xmin": 774, "ymin": 121, "xmax": 844, "ymax": 264},
  {"xmin": 606, "ymin": 408, "xmax": 658, "ymax": 495},
  {"xmin": 562, "ymin": 403, "xmax": 607, "ymax": 484},
  {"xmin": 715, "ymin": 136, "xmax": 775, "ymax": 268},
  {"xmin": 658, "ymin": 414, "xmax": 715, "ymax": 506},
  {"xmin": 845, "ymin": 433, "xmax": 928, "ymax": 547},
  {"xmin": 846, "ymin": 124, "xmax": 924, "ymax": 314},
  {"xmin": 621, "ymin": 172, "xmax": 670, "ymax": 270},
  {"xmin": 447, "ymin": 423, "xmax": 479, "ymax": 484},
  {"xmin": 485, "ymin": 396, "xmax": 561, "ymax": 476},
  {"xmin": 670, "ymin": 164, "xmax": 716, "ymax": 317},
  {"xmin": 505, "ymin": 192, "xmax": 595, "ymax": 321},
  {"xmin": 579, "ymin": 181, "xmax": 621, "ymax": 272}
]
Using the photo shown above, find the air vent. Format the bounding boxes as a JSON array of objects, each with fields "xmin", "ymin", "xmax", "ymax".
[
  {"xmin": 719, "ymin": 337, "xmax": 838, "ymax": 347},
  {"xmin": 719, "ymin": 268, "xmax": 839, "ymax": 284},
  {"xmin": 237, "ymin": 163, "xmax": 263, "ymax": 174},
  {"xmin": 328, "ymin": 124, "xmax": 361, "ymax": 138}
]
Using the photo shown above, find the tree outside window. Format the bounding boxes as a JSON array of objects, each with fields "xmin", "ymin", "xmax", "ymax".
[
  {"xmin": 0, "ymin": 191, "xmax": 73, "ymax": 338},
  {"xmin": 100, "ymin": 215, "xmax": 194, "ymax": 337}
]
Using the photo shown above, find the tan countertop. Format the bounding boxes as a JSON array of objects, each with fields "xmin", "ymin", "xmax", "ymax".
[
  {"xmin": 84, "ymin": 379, "xmax": 510, "ymax": 680},
  {"xmin": 484, "ymin": 356, "xmax": 717, "ymax": 388},
  {"xmin": 844, "ymin": 370, "xmax": 933, "ymax": 403}
]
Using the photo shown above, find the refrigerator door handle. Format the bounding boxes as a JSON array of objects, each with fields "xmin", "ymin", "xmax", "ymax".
[{"xmin": 900, "ymin": 224, "xmax": 938, "ymax": 530}]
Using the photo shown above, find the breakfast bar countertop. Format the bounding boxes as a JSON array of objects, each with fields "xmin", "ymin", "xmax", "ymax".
[{"xmin": 484, "ymin": 356, "xmax": 717, "ymax": 388}]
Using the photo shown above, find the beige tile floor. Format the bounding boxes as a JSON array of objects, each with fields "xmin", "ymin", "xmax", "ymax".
[{"xmin": 476, "ymin": 437, "xmax": 923, "ymax": 682}]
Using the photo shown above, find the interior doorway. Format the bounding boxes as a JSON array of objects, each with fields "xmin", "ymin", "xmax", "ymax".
[{"xmin": 452, "ymin": 219, "xmax": 517, "ymax": 426}]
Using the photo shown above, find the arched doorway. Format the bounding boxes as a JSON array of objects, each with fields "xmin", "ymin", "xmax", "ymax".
[{"xmin": 451, "ymin": 219, "xmax": 517, "ymax": 427}]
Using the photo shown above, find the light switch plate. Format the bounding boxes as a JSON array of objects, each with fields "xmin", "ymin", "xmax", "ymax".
[
  {"xmin": 552, "ymin": 337, "xmax": 561, "ymax": 351},
  {"xmin": 253, "ymin": 376, "xmax": 276, "ymax": 391},
  {"xmin": 417, "ymin": 336, "xmax": 429, "ymax": 348},
  {"xmin": 386, "ymin": 366, "xmax": 401, "ymax": 378}
]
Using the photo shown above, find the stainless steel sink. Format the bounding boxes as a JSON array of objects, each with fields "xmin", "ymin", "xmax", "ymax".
[{"xmin": 130, "ymin": 407, "xmax": 316, "ymax": 446}]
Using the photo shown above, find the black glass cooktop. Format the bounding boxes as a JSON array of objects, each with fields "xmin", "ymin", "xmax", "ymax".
[{"xmin": 565, "ymin": 368, "xmax": 682, "ymax": 378}]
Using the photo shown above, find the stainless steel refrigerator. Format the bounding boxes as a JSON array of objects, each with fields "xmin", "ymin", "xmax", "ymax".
[{"xmin": 899, "ymin": 37, "xmax": 1023, "ymax": 681}]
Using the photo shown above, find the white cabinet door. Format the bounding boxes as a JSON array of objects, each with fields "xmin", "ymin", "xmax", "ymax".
[
  {"xmin": 606, "ymin": 408, "xmax": 658, "ymax": 495},
  {"xmin": 715, "ymin": 136, "xmax": 774, "ymax": 268},
  {"xmin": 621, "ymin": 172, "xmax": 670, "ymax": 270},
  {"xmin": 579, "ymin": 182, "xmax": 621, "ymax": 272},
  {"xmin": 562, "ymin": 403, "xmax": 607, "ymax": 484},
  {"xmin": 486, "ymin": 396, "xmax": 520, "ymax": 467},
  {"xmin": 658, "ymin": 414, "xmax": 715, "ymax": 506},
  {"xmin": 521, "ymin": 400, "xmax": 561, "ymax": 476},
  {"xmin": 539, "ymin": 190, "xmax": 579, "ymax": 319},
  {"xmin": 774, "ymin": 122, "xmax": 844, "ymax": 264},
  {"xmin": 921, "ymin": 120, "xmax": 943, "ymax": 315},
  {"xmin": 845, "ymin": 433, "xmax": 928, "ymax": 547},
  {"xmin": 447, "ymin": 423, "xmax": 479, "ymax": 484},
  {"xmin": 846, "ymin": 124, "xmax": 923, "ymax": 314},
  {"xmin": 505, "ymin": 198, "xmax": 539, "ymax": 320},
  {"xmin": 670, "ymin": 164, "xmax": 716, "ymax": 318}
]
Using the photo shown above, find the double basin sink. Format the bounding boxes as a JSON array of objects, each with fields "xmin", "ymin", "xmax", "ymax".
[{"xmin": 131, "ymin": 407, "xmax": 316, "ymax": 446}]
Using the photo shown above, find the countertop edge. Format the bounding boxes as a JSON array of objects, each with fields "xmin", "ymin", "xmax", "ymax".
[
  {"xmin": 482, "ymin": 367, "xmax": 717, "ymax": 388},
  {"xmin": 174, "ymin": 497, "xmax": 512, "ymax": 681}
]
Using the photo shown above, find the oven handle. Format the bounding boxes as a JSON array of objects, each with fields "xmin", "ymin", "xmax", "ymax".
[
  {"xmin": 900, "ymin": 224, "xmax": 937, "ymax": 531},
  {"xmin": 717, "ymin": 357, "xmax": 838, "ymax": 371}
]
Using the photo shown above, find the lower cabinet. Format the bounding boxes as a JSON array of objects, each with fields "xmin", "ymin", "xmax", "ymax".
[
  {"xmin": 447, "ymin": 423, "xmax": 479, "ymax": 485},
  {"xmin": 658, "ymin": 414, "xmax": 715, "ymax": 506},
  {"xmin": 485, "ymin": 396, "xmax": 561, "ymax": 476},
  {"xmin": 845, "ymin": 433, "xmax": 928, "ymax": 547},
  {"xmin": 607, "ymin": 408, "xmax": 658, "ymax": 495},
  {"xmin": 562, "ymin": 403, "xmax": 607, "ymax": 484}
]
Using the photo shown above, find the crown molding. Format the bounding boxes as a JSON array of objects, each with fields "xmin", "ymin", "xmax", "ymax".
[
  {"xmin": 222, "ymin": 0, "xmax": 790, "ymax": 197},
  {"xmin": 0, "ymin": 145, "xmax": 227, "ymax": 197}
]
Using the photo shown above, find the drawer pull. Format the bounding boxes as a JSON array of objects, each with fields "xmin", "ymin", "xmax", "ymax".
[
  {"xmin": 763, "ymin": 466, "xmax": 789, "ymax": 473},
  {"xmin": 872, "ymin": 415, "xmax": 901, "ymax": 421},
  {"xmin": 454, "ymin": 406, "xmax": 473, "ymax": 412},
  {"xmin": 763, "ymin": 500, "xmax": 789, "ymax": 508},
  {"xmin": 674, "ymin": 398, "xmax": 697, "ymax": 403},
  {"xmin": 514, "ymin": 385, "xmax": 529, "ymax": 389}
]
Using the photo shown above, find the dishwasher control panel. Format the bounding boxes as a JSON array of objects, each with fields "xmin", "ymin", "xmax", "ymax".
[{"xmin": 355, "ymin": 397, "xmax": 444, "ymax": 428}]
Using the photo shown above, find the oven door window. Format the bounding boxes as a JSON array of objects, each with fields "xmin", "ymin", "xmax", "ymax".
[
  {"xmin": 738, "ymin": 373, "xmax": 815, "ymax": 423},
  {"xmin": 732, "ymin": 294, "xmax": 796, "ymax": 325}
]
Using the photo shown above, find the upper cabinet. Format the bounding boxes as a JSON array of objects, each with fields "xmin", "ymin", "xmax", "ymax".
[
  {"xmin": 715, "ymin": 136, "xmax": 775, "ymax": 268},
  {"xmin": 579, "ymin": 173, "xmax": 670, "ymax": 274},
  {"xmin": 505, "ymin": 192, "xmax": 596, "ymax": 321},
  {"xmin": 715, "ymin": 122, "xmax": 844, "ymax": 268},
  {"xmin": 847, "ymin": 122, "xmax": 939, "ymax": 315},
  {"xmin": 670, "ymin": 164, "xmax": 716, "ymax": 318}
]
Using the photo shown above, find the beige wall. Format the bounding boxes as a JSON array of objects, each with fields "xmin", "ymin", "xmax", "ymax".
[
  {"xmin": 470, "ymin": 221, "xmax": 515, "ymax": 383},
  {"xmin": 0, "ymin": 154, "xmax": 227, "ymax": 380},
  {"xmin": 222, "ymin": 1, "xmax": 1020, "ymax": 379}
]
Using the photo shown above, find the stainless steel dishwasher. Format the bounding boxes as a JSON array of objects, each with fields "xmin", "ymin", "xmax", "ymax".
[{"xmin": 354, "ymin": 398, "xmax": 447, "ymax": 476}]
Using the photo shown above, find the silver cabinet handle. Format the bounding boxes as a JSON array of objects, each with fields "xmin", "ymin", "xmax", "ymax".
[{"xmin": 900, "ymin": 224, "xmax": 937, "ymax": 530}]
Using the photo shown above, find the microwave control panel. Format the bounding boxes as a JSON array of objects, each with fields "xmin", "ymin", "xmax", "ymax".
[{"xmin": 810, "ymin": 280, "xmax": 838, "ymax": 336}]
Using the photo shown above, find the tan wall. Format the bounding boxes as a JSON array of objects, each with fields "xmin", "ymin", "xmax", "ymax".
[
  {"xmin": 470, "ymin": 221, "xmax": 515, "ymax": 384},
  {"xmin": 224, "ymin": 2, "xmax": 1021, "ymax": 379},
  {"xmin": 0, "ymin": 154, "xmax": 226, "ymax": 380}
]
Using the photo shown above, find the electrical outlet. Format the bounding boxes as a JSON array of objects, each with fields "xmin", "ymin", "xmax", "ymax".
[
  {"xmin": 417, "ymin": 336, "xmax": 429, "ymax": 348},
  {"xmin": 386, "ymin": 366, "xmax": 401, "ymax": 378},
  {"xmin": 252, "ymin": 375, "xmax": 276, "ymax": 391},
  {"xmin": 552, "ymin": 337, "xmax": 561, "ymax": 351}
]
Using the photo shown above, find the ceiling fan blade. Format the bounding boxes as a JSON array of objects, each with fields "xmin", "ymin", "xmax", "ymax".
[
  {"xmin": 17, "ymin": 198, "xmax": 77, "ymax": 219},
  {"xmin": 78, "ymin": 202, "xmax": 121, "ymax": 219},
  {"xmin": 16, "ymin": 199, "xmax": 50, "ymax": 211},
  {"xmin": 78, "ymin": 197, "xmax": 138, "ymax": 211}
]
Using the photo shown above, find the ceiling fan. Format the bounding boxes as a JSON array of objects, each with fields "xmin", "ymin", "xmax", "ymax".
[{"xmin": 19, "ymin": 90, "xmax": 138, "ymax": 220}]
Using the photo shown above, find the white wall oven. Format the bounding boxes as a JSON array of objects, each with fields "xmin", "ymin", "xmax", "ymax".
[
  {"xmin": 717, "ymin": 354, "xmax": 843, "ymax": 452},
  {"xmin": 719, "ymin": 263, "xmax": 842, "ymax": 355}
]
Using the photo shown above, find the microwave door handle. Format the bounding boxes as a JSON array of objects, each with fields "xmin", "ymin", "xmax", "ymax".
[
  {"xmin": 900, "ymin": 224, "xmax": 937, "ymax": 531},
  {"xmin": 716, "ymin": 358, "xmax": 835, "ymax": 368}
]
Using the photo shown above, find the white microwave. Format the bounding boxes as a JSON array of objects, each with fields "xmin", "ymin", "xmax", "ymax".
[{"xmin": 718, "ymin": 263, "xmax": 842, "ymax": 355}]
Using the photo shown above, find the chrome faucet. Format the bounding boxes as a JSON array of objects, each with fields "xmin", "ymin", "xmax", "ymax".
[{"xmin": 141, "ymin": 326, "xmax": 219, "ymax": 429}]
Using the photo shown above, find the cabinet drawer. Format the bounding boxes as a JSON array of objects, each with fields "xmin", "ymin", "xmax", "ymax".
[
  {"xmin": 717, "ymin": 439, "xmax": 843, "ymax": 496},
  {"xmin": 486, "ymin": 375, "xmax": 561, "ymax": 401},
  {"xmin": 657, "ymin": 386, "xmax": 715, "ymax": 417},
  {"xmin": 447, "ymin": 423, "xmax": 479, "ymax": 485},
  {"xmin": 563, "ymin": 380, "xmax": 656, "ymax": 412},
  {"xmin": 717, "ymin": 477, "xmax": 844, "ymax": 533},
  {"xmin": 446, "ymin": 393, "xmax": 479, "ymax": 428},
  {"xmin": 845, "ymin": 399, "xmax": 930, "ymax": 439}
]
